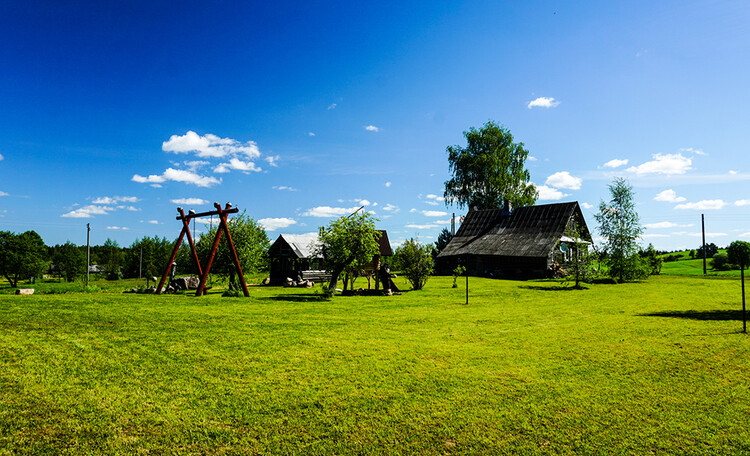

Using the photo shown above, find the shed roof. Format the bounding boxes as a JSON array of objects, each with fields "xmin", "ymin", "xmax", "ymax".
[
  {"xmin": 271, "ymin": 230, "xmax": 393, "ymax": 259},
  {"xmin": 437, "ymin": 202, "xmax": 590, "ymax": 259}
]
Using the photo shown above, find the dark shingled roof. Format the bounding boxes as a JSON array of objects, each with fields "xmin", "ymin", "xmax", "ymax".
[
  {"xmin": 437, "ymin": 202, "xmax": 590, "ymax": 259},
  {"xmin": 270, "ymin": 230, "xmax": 393, "ymax": 259},
  {"xmin": 376, "ymin": 230, "xmax": 393, "ymax": 256}
]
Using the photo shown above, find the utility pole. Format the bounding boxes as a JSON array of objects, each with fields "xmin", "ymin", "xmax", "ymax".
[
  {"xmin": 702, "ymin": 214, "xmax": 707, "ymax": 275},
  {"xmin": 451, "ymin": 213, "xmax": 455, "ymax": 236},
  {"xmin": 86, "ymin": 223, "xmax": 91, "ymax": 286},
  {"xmin": 139, "ymin": 244, "xmax": 143, "ymax": 280},
  {"xmin": 741, "ymin": 255, "xmax": 746, "ymax": 334}
]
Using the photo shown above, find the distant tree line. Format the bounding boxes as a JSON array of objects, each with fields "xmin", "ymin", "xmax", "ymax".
[{"xmin": 0, "ymin": 213, "xmax": 270, "ymax": 288}]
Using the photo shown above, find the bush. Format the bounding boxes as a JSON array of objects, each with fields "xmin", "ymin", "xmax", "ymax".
[
  {"xmin": 727, "ymin": 241, "xmax": 750, "ymax": 269},
  {"xmin": 394, "ymin": 238, "xmax": 434, "ymax": 290},
  {"xmin": 711, "ymin": 252, "xmax": 733, "ymax": 271}
]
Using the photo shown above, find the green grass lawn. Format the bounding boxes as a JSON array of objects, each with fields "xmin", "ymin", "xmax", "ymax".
[
  {"xmin": 661, "ymin": 257, "xmax": 745, "ymax": 277},
  {"xmin": 1, "ymin": 275, "xmax": 750, "ymax": 455}
]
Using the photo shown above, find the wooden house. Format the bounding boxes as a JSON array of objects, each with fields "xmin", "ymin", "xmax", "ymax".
[
  {"xmin": 268, "ymin": 230, "xmax": 394, "ymax": 285},
  {"xmin": 436, "ymin": 202, "xmax": 591, "ymax": 278}
]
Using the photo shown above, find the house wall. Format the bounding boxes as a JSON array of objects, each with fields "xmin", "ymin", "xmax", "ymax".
[{"xmin": 436, "ymin": 255, "xmax": 549, "ymax": 279}]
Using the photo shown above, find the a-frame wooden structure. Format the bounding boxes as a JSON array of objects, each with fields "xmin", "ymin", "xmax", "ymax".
[{"xmin": 156, "ymin": 202, "xmax": 249, "ymax": 297}]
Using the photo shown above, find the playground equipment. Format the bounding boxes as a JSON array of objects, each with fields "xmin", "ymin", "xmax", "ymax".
[{"xmin": 156, "ymin": 202, "xmax": 249, "ymax": 297}]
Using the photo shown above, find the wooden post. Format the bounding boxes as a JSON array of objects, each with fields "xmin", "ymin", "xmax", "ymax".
[
  {"xmin": 702, "ymin": 214, "xmax": 707, "ymax": 275},
  {"xmin": 742, "ymin": 256, "xmax": 746, "ymax": 334},
  {"xmin": 195, "ymin": 203, "xmax": 249, "ymax": 297},
  {"xmin": 465, "ymin": 264, "xmax": 469, "ymax": 305}
]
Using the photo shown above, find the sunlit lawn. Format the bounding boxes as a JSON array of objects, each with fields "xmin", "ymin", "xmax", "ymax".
[{"xmin": 1, "ymin": 274, "xmax": 749, "ymax": 455}]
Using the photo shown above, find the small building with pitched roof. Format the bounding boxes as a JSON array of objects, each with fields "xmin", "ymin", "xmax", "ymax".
[{"xmin": 436, "ymin": 202, "xmax": 591, "ymax": 278}]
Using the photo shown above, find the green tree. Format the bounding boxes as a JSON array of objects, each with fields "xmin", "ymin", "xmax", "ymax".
[
  {"xmin": 314, "ymin": 211, "xmax": 380, "ymax": 294},
  {"xmin": 594, "ymin": 178, "xmax": 646, "ymax": 282},
  {"xmin": 640, "ymin": 243, "xmax": 663, "ymax": 275},
  {"xmin": 0, "ymin": 230, "xmax": 48, "ymax": 287},
  {"xmin": 194, "ymin": 211, "xmax": 270, "ymax": 289},
  {"xmin": 100, "ymin": 238, "xmax": 123, "ymax": 280},
  {"xmin": 394, "ymin": 238, "xmax": 434, "ymax": 290},
  {"xmin": 727, "ymin": 240, "xmax": 750, "ymax": 269},
  {"xmin": 562, "ymin": 221, "xmax": 594, "ymax": 288},
  {"xmin": 122, "ymin": 236, "xmax": 173, "ymax": 280},
  {"xmin": 52, "ymin": 241, "xmax": 86, "ymax": 282},
  {"xmin": 444, "ymin": 121, "xmax": 537, "ymax": 211},
  {"xmin": 433, "ymin": 228, "xmax": 453, "ymax": 260}
]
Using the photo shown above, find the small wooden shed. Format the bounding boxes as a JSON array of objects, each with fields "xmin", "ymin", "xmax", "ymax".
[{"xmin": 268, "ymin": 230, "xmax": 394, "ymax": 285}]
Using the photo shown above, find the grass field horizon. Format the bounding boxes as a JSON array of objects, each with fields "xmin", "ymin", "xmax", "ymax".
[{"xmin": 2, "ymin": 274, "xmax": 749, "ymax": 454}]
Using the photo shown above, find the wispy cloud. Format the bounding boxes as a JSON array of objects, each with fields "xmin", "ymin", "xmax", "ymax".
[
  {"xmin": 272, "ymin": 185, "xmax": 298, "ymax": 192},
  {"xmin": 106, "ymin": 226, "xmax": 130, "ymax": 230},
  {"xmin": 162, "ymin": 131, "xmax": 260, "ymax": 159},
  {"xmin": 213, "ymin": 158, "xmax": 262, "ymax": 174},
  {"xmin": 674, "ymin": 200, "xmax": 727, "ymax": 210},
  {"xmin": 385, "ymin": 181, "xmax": 391, "ymax": 188},
  {"xmin": 133, "ymin": 168, "xmax": 221, "ymax": 187},
  {"xmin": 654, "ymin": 189, "xmax": 686, "ymax": 203},
  {"xmin": 383, "ymin": 204, "xmax": 399, "ymax": 213},
  {"xmin": 301, "ymin": 206, "xmax": 362, "ymax": 217},
  {"xmin": 603, "ymin": 158, "xmax": 628, "ymax": 168},
  {"xmin": 61, "ymin": 205, "xmax": 114, "ymax": 218},
  {"xmin": 327, "ymin": 103, "xmax": 337, "ymax": 110},
  {"xmin": 259, "ymin": 217, "xmax": 297, "ymax": 231},
  {"xmin": 171, "ymin": 198, "xmax": 208, "ymax": 205},
  {"xmin": 527, "ymin": 97, "xmax": 560, "ymax": 109},
  {"xmin": 365, "ymin": 125, "xmax": 381, "ymax": 132},
  {"xmin": 545, "ymin": 171, "xmax": 582, "ymax": 190},
  {"xmin": 147, "ymin": 220, "xmax": 161, "ymax": 224},
  {"xmin": 0, "ymin": 191, "xmax": 8, "ymax": 197},
  {"xmin": 264, "ymin": 155, "xmax": 280, "ymax": 167},
  {"xmin": 422, "ymin": 210, "xmax": 448, "ymax": 217},
  {"xmin": 644, "ymin": 222, "xmax": 678, "ymax": 229},
  {"xmin": 536, "ymin": 185, "xmax": 568, "ymax": 201},
  {"xmin": 627, "ymin": 153, "xmax": 692, "ymax": 175},
  {"xmin": 406, "ymin": 224, "xmax": 439, "ymax": 229},
  {"xmin": 0, "ymin": 153, "xmax": 4, "ymax": 161},
  {"xmin": 735, "ymin": 200, "xmax": 750, "ymax": 207},
  {"xmin": 92, "ymin": 196, "xmax": 138, "ymax": 205},
  {"xmin": 581, "ymin": 202, "xmax": 593, "ymax": 209}
]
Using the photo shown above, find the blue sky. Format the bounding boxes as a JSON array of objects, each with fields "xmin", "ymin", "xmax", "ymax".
[{"xmin": 1, "ymin": 0, "xmax": 749, "ymax": 251}]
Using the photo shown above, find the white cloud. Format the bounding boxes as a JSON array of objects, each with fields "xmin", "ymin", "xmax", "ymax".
[
  {"xmin": 406, "ymin": 224, "xmax": 439, "ymax": 229},
  {"xmin": 0, "ymin": 153, "xmax": 4, "ymax": 161},
  {"xmin": 213, "ymin": 158, "xmax": 262, "ymax": 174},
  {"xmin": 385, "ymin": 181, "xmax": 391, "ymax": 188},
  {"xmin": 61, "ymin": 205, "xmax": 114, "ymax": 218},
  {"xmin": 674, "ymin": 231, "xmax": 727, "ymax": 237},
  {"xmin": 682, "ymin": 147, "xmax": 706, "ymax": 156},
  {"xmin": 545, "ymin": 171, "xmax": 582, "ymax": 190},
  {"xmin": 536, "ymin": 185, "xmax": 569, "ymax": 201},
  {"xmin": 383, "ymin": 204, "xmax": 399, "ymax": 212},
  {"xmin": 735, "ymin": 200, "xmax": 750, "ymax": 207},
  {"xmin": 133, "ymin": 168, "xmax": 221, "ymax": 187},
  {"xmin": 147, "ymin": 220, "xmax": 161, "ymax": 224},
  {"xmin": 626, "ymin": 153, "xmax": 692, "ymax": 175},
  {"xmin": 644, "ymin": 222, "xmax": 677, "ymax": 229},
  {"xmin": 409, "ymin": 208, "xmax": 417, "ymax": 213},
  {"xmin": 603, "ymin": 158, "xmax": 629, "ymax": 168},
  {"xmin": 106, "ymin": 226, "xmax": 130, "ymax": 230},
  {"xmin": 308, "ymin": 132, "xmax": 316, "ymax": 137},
  {"xmin": 92, "ymin": 196, "xmax": 138, "ymax": 205},
  {"xmin": 674, "ymin": 200, "xmax": 727, "ymax": 210},
  {"xmin": 301, "ymin": 206, "xmax": 362, "ymax": 217},
  {"xmin": 259, "ymin": 217, "xmax": 298, "ymax": 231},
  {"xmin": 327, "ymin": 103, "xmax": 337, "ymax": 110},
  {"xmin": 365, "ymin": 125, "xmax": 380, "ymax": 132},
  {"xmin": 171, "ymin": 198, "xmax": 208, "ymax": 205},
  {"xmin": 729, "ymin": 170, "xmax": 738, "ymax": 175},
  {"xmin": 264, "ymin": 155, "xmax": 280, "ymax": 167},
  {"xmin": 356, "ymin": 199, "xmax": 372, "ymax": 206},
  {"xmin": 527, "ymin": 97, "xmax": 560, "ymax": 109},
  {"xmin": 0, "ymin": 191, "xmax": 8, "ymax": 197},
  {"xmin": 272, "ymin": 185, "xmax": 298, "ymax": 192},
  {"xmin": 581, "ymin": 202, "xmax": 593, "ymax": 209},
  {"xmin": 654, "ymin": 189, "xmax": 686, "ymax": 203},
  {"xmin": 528, "ymin": 156, "xmax": 538, "ymax": 162},
  {"xmin": 184, "ymin": 160, "xmax": 209, "ymax": 171},
  {"xmin": 642, "ymin": 234, "xmax": 670, "ymax": 238},
  {"xmin": 422, "ymin": 210, "xmax": 448, "ymax": 217},
  {"xmin": 162, "ymin": 131, "xmax": 260, "ymax": 159}
]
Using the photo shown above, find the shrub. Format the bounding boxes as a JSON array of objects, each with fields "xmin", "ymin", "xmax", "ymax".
[
  {"xmin": 394, "ymin": 238, "xmax": 434, "ymax": 290},
  {"xmin": 711, "ymin": 252, "xmax": 732, "ymax": 271},
  {"xmin": 452, "ymin": 265, "xmax": 466, "ymax": 288},
  {"xmin": 727, "ymin": 241, "xmax": 750, "ymax": 269}
]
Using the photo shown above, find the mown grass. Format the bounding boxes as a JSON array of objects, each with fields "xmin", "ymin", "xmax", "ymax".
[
  {"xmin": 1, "ymin": 275, "xmax": 749, "ymax": 455},
  {"xmin": 661, "ymin": 257, "xmax": 745, "ymax": 277}
]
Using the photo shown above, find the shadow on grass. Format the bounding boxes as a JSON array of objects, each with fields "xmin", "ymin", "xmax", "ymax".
[
  {"xmin": 259, "ymin": 294, "xmax": 323, "ymax": 303},
  {"xmin": 639, "ymin": 309, "xmax": 748, "ymax": 321},
  {"xmin": 519, "ymin": 285, "xmax": 589, "ymax": 292}
]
